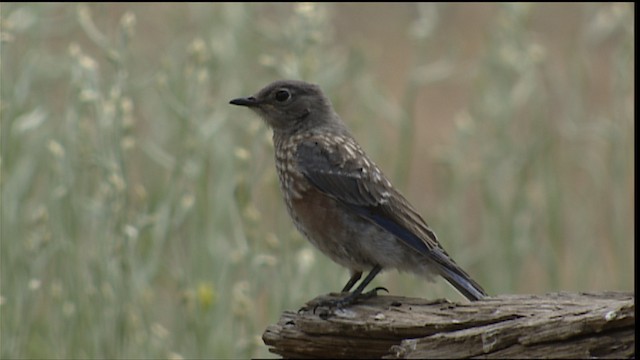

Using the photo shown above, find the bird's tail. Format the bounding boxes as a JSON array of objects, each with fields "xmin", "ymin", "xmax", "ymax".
[{"xmin": 437, "ymin": 262, "xmax": 487, "ymax": 301}]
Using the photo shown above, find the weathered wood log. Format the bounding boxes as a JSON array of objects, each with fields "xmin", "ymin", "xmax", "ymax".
[{"xmin": 262, "ymin": 291, "xmax": 634, "ymax": 359}]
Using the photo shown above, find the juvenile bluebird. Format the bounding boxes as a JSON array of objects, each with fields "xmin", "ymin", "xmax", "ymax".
[{"xmin": 230, "ymin": 80, "xmax": 487, "ymax": 308}]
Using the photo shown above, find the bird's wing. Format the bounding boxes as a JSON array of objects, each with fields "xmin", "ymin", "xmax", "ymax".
[
  {"xmin": 295, "ymin": 136, "xmax": 487, "ymax": 300},
  {"xmin": 295, "ymin": 136, "xmax": 442, "ymax": 256}
]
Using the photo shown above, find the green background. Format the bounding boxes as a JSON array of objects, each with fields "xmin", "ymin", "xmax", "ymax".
[{"xmin": 1, "ymin": 3, "xmax": 634, "ymax": 359}]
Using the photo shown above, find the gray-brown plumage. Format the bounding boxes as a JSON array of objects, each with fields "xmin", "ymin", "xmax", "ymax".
[{"xmin": 230, "ymin": 80, "xmax": 487, "ymax": 306}]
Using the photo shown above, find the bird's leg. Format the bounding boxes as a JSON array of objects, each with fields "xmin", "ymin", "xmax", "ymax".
[
  {"xmin": 336, "ymin": 265, "xmax": 388, "ymax": 306},
  {"xmin": 341, "ymin": 270, "xmax": 362, "ymax": 293},
  {"xmin": 312, "ymin": 265, "xmax": 388, "ymax": 313}
]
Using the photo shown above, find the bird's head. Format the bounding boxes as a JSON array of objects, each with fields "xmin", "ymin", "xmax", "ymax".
[{"xmin": 230, "ymin": 80, "xmax": 341, "ymax": 134}]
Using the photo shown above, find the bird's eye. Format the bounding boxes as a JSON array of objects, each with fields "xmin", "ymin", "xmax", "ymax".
[{"xmin": 275, "ymin": 89, "xmax": 291, "ymax": 102}]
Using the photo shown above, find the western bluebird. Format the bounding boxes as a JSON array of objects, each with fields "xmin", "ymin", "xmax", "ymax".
[{"xmin": 230, "ymin": 80, "xmax": 487, "ymax": 308}]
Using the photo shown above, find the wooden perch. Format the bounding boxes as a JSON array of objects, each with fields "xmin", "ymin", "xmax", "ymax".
[{"xmin": 262, "ymin": 291, "xmax": 634, "ymax": 359}]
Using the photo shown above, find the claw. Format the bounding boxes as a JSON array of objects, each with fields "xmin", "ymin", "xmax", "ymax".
[
  {"xmin": 310, "ymin": 287, "xmax": 388, "ymax": 316},
  {"xmin": 312, "ymin": 303, "xmax": 322, "ymax": 315},
  {"xmin": 363, "ymin": 286, "xmax": 389, "ymax": 299}
]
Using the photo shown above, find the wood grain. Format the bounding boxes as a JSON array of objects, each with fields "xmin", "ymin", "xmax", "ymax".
[{"xmin": 262, "ymin": 291, "xmax": 634, "ymax": 359}]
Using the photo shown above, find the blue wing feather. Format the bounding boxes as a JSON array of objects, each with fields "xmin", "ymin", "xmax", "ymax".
[{"xmin": 351, "ymin": 207, "xmax": 431, "ymax": 255}]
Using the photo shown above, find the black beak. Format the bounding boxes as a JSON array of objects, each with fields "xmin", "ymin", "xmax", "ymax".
[{"xmin": 229, "ymin": 96, "xmax": 259, "ymax": 107}]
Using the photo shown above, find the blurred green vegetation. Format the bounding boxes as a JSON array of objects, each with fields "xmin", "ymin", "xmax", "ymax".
[{"xmin": 0, "ymin": 3, "xmax": 633, "ymax": 359}]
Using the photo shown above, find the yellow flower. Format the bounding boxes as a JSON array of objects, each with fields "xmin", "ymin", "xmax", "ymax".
[{"xmin": 196, "ymin": 282, "xmax": 216, "ymax": 311}]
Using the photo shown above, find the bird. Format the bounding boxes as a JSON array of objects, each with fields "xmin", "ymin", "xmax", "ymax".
[{"xmin": 229, "ymin": 80, "xmax": 487, "ymax": 308}]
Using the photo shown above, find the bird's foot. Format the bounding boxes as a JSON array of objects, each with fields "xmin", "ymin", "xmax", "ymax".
[
  {"xmin": 359, "ymin": 286, "xmax": 389, "ymax": 300},
  {"xmin": 305, "ymin": 286, "xmax": 388, "ymax": 316}
]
